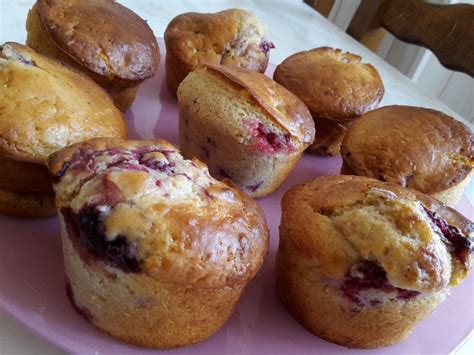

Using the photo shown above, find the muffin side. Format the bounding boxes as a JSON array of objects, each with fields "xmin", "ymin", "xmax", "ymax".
[
  {"xmin": 48, "ymin": 138, "xmax": 269, "ymax": 347},
  {"xmin": 341, "ymin": 105, "xmax": 473, "ymax": 206},
  {"xmin": 178, "ymin": 65, "xmax": 314, "ymax": 198},
  {"xmin": 277, "ymin": 175, "xmax": 473, "ymax": 348},
  {"xmin": 0, "ymin": 189, "xmax": 55, "ymax": 217},
  {"xmin": 0, "ymin": 42, "xmax": 126, "ymax": 216},
  {"xmin": 165, "ymin": 9, "xmax": 272, "ymax": 94},
  {"xmin": 27, "ymin": 1, "xmax": 160, "ymax": 111},
  {"xmin": 274, "ymin": 47, "xmax": 384, "ymax": 156},
  {"xmin": 306, "ymin": 117, "xmax": 352, "ymax": 156},
  {"xmin": 0, "ymin": 155, "xmax": 51, "ymax": 193},
  {"xmin": 62, "ymin": 228, "xmax": 244, "ymax": 348},
  {"xmin": 276, "ymin": 227, "xmax": 448, "ymax": 348}
]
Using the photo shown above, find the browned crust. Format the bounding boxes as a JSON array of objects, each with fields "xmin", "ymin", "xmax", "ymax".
[
  {"xmin": 48, "ymin": 138, "xmax": 176, "ymax": 176},
  {"xmin": 0, "ymin": 155, "xmax": 51, "ymax": 192},
  {"xmin": 36, "ymin": 0, "xmax": 159, "ymax": 81},
  {"xmin": 273, "ymin": 47, "xmax": 384, "ymax": 121},
  {"xmin": 282, "ymin": 175, "xmax": 474, "ymax": 291},
  {"xmin": 0, "ymin": 188, "xmax": 56, "ymax": 217},
  {"xmin": 0, "ymin": 42, "xmax": 127, "ymax": 163},
  {"xmin": 341, "ymin": 105, "xmax": 473, "ymax": 194},
  {"xmin": 48, "ymin": 138, "xmax": 269, "ymax": 288},
  {"xmin": 306, "ymin": 116, "xmax": 351, "ymax": 156},
  {"xmin": 205, "ymin": 64, "xmax": 315, "ymax": 143},
  {"xmin": 164, "ymin": 9, "xmax": 270, "ymax": 94},
  {"xmin": 283, "ymin": 175, "xmax": 473, "ymax": 241}
]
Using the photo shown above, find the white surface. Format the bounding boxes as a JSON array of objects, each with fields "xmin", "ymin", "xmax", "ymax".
[{"xmin": 0, "ymin": 0, "xmax": 472, "ymax": 353}]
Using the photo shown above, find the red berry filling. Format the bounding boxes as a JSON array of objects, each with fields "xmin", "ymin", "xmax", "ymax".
[
  {"xmin": 139, "ymin": 155, "xmax": 176, "ymax": 173},
  {"xmin": 62, "ymin": 206, "xmax": 141, "ymax": 273},
  {"xmin": 423, "ymin": 207, "xmax": 473, "ymax": 264},
  {"xmin": 260, "ymin": 40, "xmax": 275, "ymax": 53},
  {"xmin": 246, "ymin": 181, "xmax": 263, "ymax": 192},
  {"xmin": 341, "ymin": 261, "xmax": 419, "ymax": 306},
  {"xmin": 108, "ymin": 159, "xmax": 148, "ymax": 172},
  {"xmin": 246, "ymin": 121, "xmax": 293, "ymax": 153},
  {"xmin": 54, "ymin": 146, "xmax": 179, "ymax": 181},
  {"xmin": 65, "ymin": 281, "xmax": 94, "ymax": 324},
  {"xmin": 96, "ymin": 176, "xmax": 123, "ymax": 207}
]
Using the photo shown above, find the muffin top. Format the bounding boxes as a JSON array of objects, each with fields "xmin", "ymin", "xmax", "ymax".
[
  {"xmin": 36, "ymin": 0, "xmax": 160, "ymax": 81},
  {"xmin": 179, "ymin": 64, "xmax": 315, "ymax": 149},
  {"xmin": 0, "ymin": 43, "xmax": 126, "ymax": 163},
  {"xmin": 165, "ymin": 9, "xmax": 272, "ymax": 92},
  {"xmin": 48, "ymin": 138, "xmax": 269, "ymax": 288},
  {"xmin": 281, "ymin": 175, "xmax": 473, "ymax": 294},
  {"xmin": 273, "ymin": 47, "xmax": 384, "ymax": 121},
  {"xmin": 341, "ymin": 106, "xmax": 473, "ymax": 194}
]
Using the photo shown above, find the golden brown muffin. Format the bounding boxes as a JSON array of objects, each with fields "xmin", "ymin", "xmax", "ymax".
[
  {"xmin": 309, "ymin": 117, "xmax": 352, "ymax": 157},
  {"xmin": 178, "ymin": 64, "xmax": 315, "ymax": 198},
  {"xmin": 0, "ymin": 155, "xmax": 51, "ymax": 193},
  {"xmin": 0, "ymin": 156, "xmax": 55, "ymax": 216},
  {"xmin": 26, "ymin": 0, "xmax": 160, "ymax": 112},
  {"xmin": 277, "ymin": 175, "xmax": 473, "ymax": 348},
  {"xmin": 164, "ymin": 9, "xmax": 274, "ymax": 95},
  {"xmin": 341, "ymin": 106, "xmax": 473, "ymax": 207},
  {"xmin": 0, "ymin": 42, "xmax": 126, "ymax": 216},
  {"xmin": 273, "ymin": 47, "xmax": 384, "ymax": 156},
  {"xmin": 0, "ymin": 189, "xmax": 56, "ymax": 217},
  {"xmin": 48, "ymin": 138, "xmax": 269, "ymax": 348}
]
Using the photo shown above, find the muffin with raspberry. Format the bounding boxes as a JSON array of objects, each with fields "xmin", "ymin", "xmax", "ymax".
[
  {"xmin": 274, "ymin": 47, "xmax": 384, "ymax": 156},
  {"xmin": 26, "ymin": 0, "xmax": 160, "ymax": 111},
  {"xmin": 341, "ymin": 105, "xmax": 473, "ymax": 206},
  {"xmin": 0, "ymin": 42, "xmax": 126, "ymax": 217},
  {"xmin": 165, "ymin": 9, "xmax": 274, "ymax": 95},
  {"xmin": 277, "ymin": 175, "xmax": 473, "ymax": 348},
  {"xmin": 48, "ymin": 138, "xmax": 269, "ymax": 348},
  {"xmin": 177, "ymin": 64, "xmax": 315, "ymax": 198}
]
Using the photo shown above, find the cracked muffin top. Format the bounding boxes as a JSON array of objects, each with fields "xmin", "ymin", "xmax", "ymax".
[
  {"xmin": 0, "ymin": 42, "xmax": 126, "ymax": 163},
  {"xmin": 341, "ymin": 105, "xmax": 473, "ymax": 194},
  {"xmin": 281, "ymin": 175, "xmax": 473, "ymax": 295},
  {"xmin": 164, "ymin": 9, "xmax": 273, "ymax": 94},
  {"xmin": 178, "ymin": 64, "xmax": 315, "ymax": 149},
  {"xmin": 48, "ymin": 138, "xmax": 269, "ymax": 288},
  {"xmin": 33, "ymin": 0, "xmax": 160, "ymax": 81},
  {"xmin": 273, "ymin": 47, "xmax": 384, "ymax": 121}
]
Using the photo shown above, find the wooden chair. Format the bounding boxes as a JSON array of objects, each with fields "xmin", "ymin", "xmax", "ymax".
[
  {"xmin": 304, "ymin": 0, "xmax": 474, "ymax": 77},
  {"xmin": 304, "ymin": 0, "xmax": 335, "ymax": 17}
]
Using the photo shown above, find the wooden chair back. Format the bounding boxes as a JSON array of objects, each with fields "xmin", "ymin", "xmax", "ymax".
[
  {"xmin": 304, "ymin": 0, "xmax": 335, "ymax": 17},
  {"xmin": 305, "ymin": 0, "xmax": 474, "ymax": 76}
]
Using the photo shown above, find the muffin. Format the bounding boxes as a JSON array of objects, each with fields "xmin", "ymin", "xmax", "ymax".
[
  {"xmin": 341, "ymin": 105, "xmax": 473, "ymax": 207},
  {"xmin": 273, "ymin": 47, "xmax": 384, "ymax": 156},
  {"xmin": 0, "ymin": 156, "xmax": 54, "ymax": 217},
  {"xmin": 26, "ymin": 0, "xmax": 160, "ymax": 112},
  {"xmin": 177, "ymin": 64, "xmax": 315, "ymax": 198},
  {"xmin": 0, "ymin": 42, "xmax": 126, "ymax": 217},
  {"xmin": 164, "ymin": 9, "xmax": 274, "ymax": 95},
  {"xmin": 47, "ymin": 138, "xmax": 269, "ymax": 348},
  {"xmin": 277, "ymin": 175, "xmax": 473, "ymax": 348}
]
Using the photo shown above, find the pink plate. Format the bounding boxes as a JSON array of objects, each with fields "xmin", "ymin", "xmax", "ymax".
[{"xmin": 1, "ymin": 39, "xmax": 473, "ymax": 354}]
